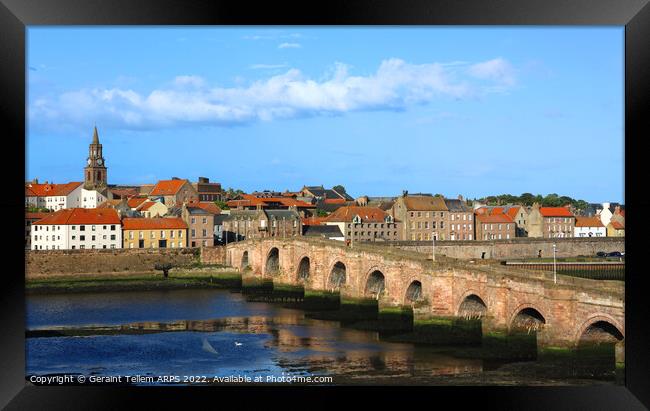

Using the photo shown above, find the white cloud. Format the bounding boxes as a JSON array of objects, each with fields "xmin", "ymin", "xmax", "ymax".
[
  {"xmin": 467, "ymin": 58, "xmax": 516, "ymax": 87},
  {"xmin": 278, "ymin": 42, "xmax": 301, "ymax": 49},
  {"xmin": 29, "ymin": 57, "xmax": 517, "ymax": 130}
]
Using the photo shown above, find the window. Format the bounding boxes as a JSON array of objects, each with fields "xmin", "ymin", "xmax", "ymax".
[
  {"xmin": 102, "ymin": 235, "xmax": 106, "ymax": 239},
  {"xmin": 161, "ymin": 231, "xmax": 165, "ymax": 238},
  {"xmin": 129, "ymin": 232, "xmax": 134, "ymax": 240},
  {"xmin": 440, "ymin": 222, "xmax": 444, "ymax": 229},
  {"xmin": 80, "ymin": 245, "xmax": 85, "ymax": 249},
  {"xmin": 179, "ymin": 231, "xmax": 183, "ymax": 238},
  {"xmin": 80, "ymin": 235, "xmax": 85, "ymax": 241},
  {"xmin": 92, "ymin": 235, "xmax": 96, "ymax": 241},
  {"xmin": 110, "ymin": 235, "xmax": 116, "ymax": 240},
  {"xmin": 80, "ymin": 225, "xmax": 85, "ymax": 231},
  {"xmin": 103, "ymin": 226, "xmax": 107, "ymax": 230},
  {"xmin": 110, "ymin": 244, "xmax": 115, "ymax": 249},
  {"xmin": 451, "ymin": 214, "xmax": 455, "ymax": 221},
  {"xmin": 424, "ymin": 222, "xmax": 429, "ymax": 229},
  {"xmin": 191, "ymin": 217, "xmax": 195, "ymax": 224},
  {"xmin": 151, "ymin": 231, "xmax": 155, "ymax": 238},
  {"xmin": 72, "ymin": 236, "xmax": 76, "ymax": 240},
  {"xmin": 111, "ymin": 225, "xmax": 116, "ymax": 231},
  {"xmin": 432, "ymin": 222, "xmax": 436, "ymax": 229},
  {"xmin": 139, "ymin": 231, "xmax": 144, "ymax": 239},
  {"xmin": 171, "ymin": 230, "xmax": 175, "ymax": 238},
  {"xmin": 202, "ymin": 217, "xmax": 207, "ymax": 224},
  {"xmin": 92, "ymin": 225, "xmax": 96, "ymax": 231},
  {"xmin": 191, "ymin": 229, "xmax": 196, "ymax": 237},
  {"xmin": 71, "ymin": 245, "xmax": 75, "ymax": 249}
]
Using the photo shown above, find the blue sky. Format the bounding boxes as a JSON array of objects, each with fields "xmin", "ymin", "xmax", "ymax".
[{"xmin": 27, "ymin": 27, "xmax": 624, "ymax": 203}]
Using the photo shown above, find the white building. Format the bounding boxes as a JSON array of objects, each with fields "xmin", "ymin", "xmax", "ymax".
[
  {"xmin": 80, "ymin": 188, "xmax": 111, "ymax": 208},
  {"xmin": 574, "ymin": 216, "xmax": 606, "ymax": 238},
  {"xmin": 25, "ymin": 181, "xmax": 83, "ymax": 211},
  {"xmin": 31, "ymin": 208, "xmax": 122, "ymax": 250}
]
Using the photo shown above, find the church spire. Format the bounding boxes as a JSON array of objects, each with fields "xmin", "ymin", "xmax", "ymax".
[{"xmin": 92, "ymin": 125, "xmax": 100, "ymax": 145}]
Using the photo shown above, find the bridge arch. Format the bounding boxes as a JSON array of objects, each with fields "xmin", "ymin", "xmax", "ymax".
[
  {"xmin": 364, "ymin": 269, "xmax": 386, "ymax": 298},
  {"xmin": 575, "ymin": 315, "xmax": 624, "ymax": 346},
  {"xmin": 328, "ymin": 261, "xmax": 347, "ymax": 291},
  {"xmin": 404, "ymin": 280, "xmax": 424, "ymax": 303},
  {"xmin": 265, "ymin": 247, "xmax": 280, "ymax": 276},
  {"xmin": 509, "ymin": 304, "xmax": 546, "ymax": 333},
  {"xmin": 296, "ymin": 255, "xmax": 311, "ymax": 282},
  {"xmin": 457, "ymin": 291, "xmax": 488, "ymax": 318},
  {"xmin": 240, "ymin": 251, "xmax": 249, "ymax": 270}
]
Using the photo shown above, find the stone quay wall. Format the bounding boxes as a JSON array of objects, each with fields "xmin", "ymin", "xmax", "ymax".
[{"xmin": 25, "ymin": 248, "xmax": 200, "ymax": 278}]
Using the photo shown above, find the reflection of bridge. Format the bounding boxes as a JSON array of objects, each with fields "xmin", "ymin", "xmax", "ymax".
[{"xmin": 225, "ymin": 238, "xmax": 624, "ymax": 350}]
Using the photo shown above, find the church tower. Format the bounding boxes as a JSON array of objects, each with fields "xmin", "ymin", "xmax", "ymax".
[{"xmin": 84, "ymin": 126, "xmax": 108, "ymax": 190}]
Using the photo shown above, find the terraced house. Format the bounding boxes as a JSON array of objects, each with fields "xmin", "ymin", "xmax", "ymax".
[
  {"xmin": 527, "ymin": 203, "xmax": 575, "ymax": 238},
  {"xmin": 390, "ymin": 192, "xmax": 448, "ymax": 241},
  {"xmin": 148, "ymin": 178, "xmax": 199, "ymax": 208},
  {"xmin": 31, "ymin": 208, "xmax": 121, "ymax": 250},
  {"xmin": 444, "ymin": 197, "xmax": 474, "ymax": 241},
  {"xmin": 323, "ymin": 206, "xmax": 402, "ymax": 242},
  {"xmin": 122, "ymin": 217, "xmax": 188, "ymax": 249},
  {"xmin": 474, "ymin": 213, "xmax": 516, "ymax": 240}
]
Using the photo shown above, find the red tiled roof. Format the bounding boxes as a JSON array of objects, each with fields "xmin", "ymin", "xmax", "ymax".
[
  {"xmin": 127, "ymin": 197, "xmax": 148, "ymax": 208},
  {"xmin": 302, "ymin": 216, "xmax": 328, "ymax": 226},
  {"xmin": 476, "ymin": 214, "xmax": 514, "ymax": 224},
  {"xmin": 540, "ymin": 207, "xmax": 574, "ymax": 217},
  {"xmin": 324, "ymin": 206, "xmax": 392, "ymax": 223},
  {"xmin": 25, "ymin": 182, "xmax": 82, "ymax": 197},
  {"xmin": 575, "ymin": 216, "xmax": 604, "ymax": 228},
  {"xmin": 323, "ymin": 198, "xmax": 346, "ymax": 204},
  {"xmin": 190, "ymin": 201, "xmax": 221, "ymax": 215},
  {"xmin": 149, "ymin": 179, "xmax": 188, "ymax": 196},
  {"xmin": 34, "ymin": 208, "xmax": 121, "ymax": 225},
  {"xmin": 136, "ymin": 201, "xmax": 157, "ymax": 211},
  {"xmin": 610, "ymin": 221, "xmax": 624, "ymax": 230},
  {"xmin": 122, "ymin": 217, "xmax": 187, "ymax": 230},
  {"xmin": 25, "ymin": 212, "xmax": 50, "ymax": 221},
  {"xmin": 504, "ymin": 207, "xmax": 521, "ymax": 220},
  {"xmin": 110, "ymin": 188, "xmax": 139, "ymax": 198}
]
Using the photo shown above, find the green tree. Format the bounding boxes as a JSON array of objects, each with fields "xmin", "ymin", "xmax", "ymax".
[
  {"xmin": 214, "ymin": 200, "xmax": 230, "ymax": 210},
  {"xmin": 316, "ymin": 209, "xmax": 328, "ymax": 217}
]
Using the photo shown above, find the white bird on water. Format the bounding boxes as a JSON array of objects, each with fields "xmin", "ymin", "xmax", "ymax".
[{"xmin": 234, "ymin": 342, "xmax": 243, "ymax": 346}]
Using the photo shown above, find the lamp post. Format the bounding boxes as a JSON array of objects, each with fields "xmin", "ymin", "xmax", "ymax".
[{"xmin": 552, "ymin": 243, "xmax": 557, "ymax": 284}]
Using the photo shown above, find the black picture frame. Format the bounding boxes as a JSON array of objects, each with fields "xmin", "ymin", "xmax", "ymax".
[{"xmin": 1, "ymin": 0, "xmax": 648, "ymax": 409}]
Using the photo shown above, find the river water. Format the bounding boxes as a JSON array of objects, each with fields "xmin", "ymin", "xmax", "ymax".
[{"xmin": 25, "ymin": 289, "xmax": 617, "ymax": 386}]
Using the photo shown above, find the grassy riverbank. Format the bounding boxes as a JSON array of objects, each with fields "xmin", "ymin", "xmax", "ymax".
[{"xmin": 26, "ymin": 270, "xmax": 242, "ymax": 294}]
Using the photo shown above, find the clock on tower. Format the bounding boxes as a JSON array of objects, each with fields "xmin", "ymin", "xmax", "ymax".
[{"xmin": 84, "ymin": 125, "xmax": 108, "ymax": 190}]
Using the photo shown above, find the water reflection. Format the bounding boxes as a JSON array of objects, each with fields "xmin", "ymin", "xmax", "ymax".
[{"xmin": 26, "ymin": 289, "xmax": 486, "ymax": 383}]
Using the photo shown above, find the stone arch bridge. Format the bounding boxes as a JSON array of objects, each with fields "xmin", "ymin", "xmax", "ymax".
[{"xmin": 224, "ymin": 238, "xmax": 624, "ymax": 349}]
